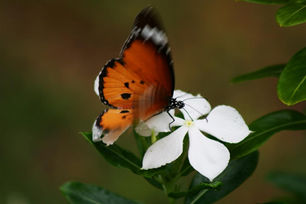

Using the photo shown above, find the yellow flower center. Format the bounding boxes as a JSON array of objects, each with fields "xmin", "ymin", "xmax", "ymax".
[{"xmin": 184, "ymin": 120, "xmax": 194, "ymax": 127}]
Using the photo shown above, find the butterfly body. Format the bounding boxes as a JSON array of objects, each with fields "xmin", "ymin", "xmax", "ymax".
[{"xmin": 93, "ymin": 7, "xmax": 184, "ymax": 145}]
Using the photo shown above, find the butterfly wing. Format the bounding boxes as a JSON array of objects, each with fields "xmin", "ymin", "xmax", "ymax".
[
  {"xmin": 93, "ymin": 7, "xmax": 175, "ymax": 143},
  {"xmin": 92, "ymin": 109, "xmax": 133, "ymax": 145},
  {"xmin": 96, "ymin": 7, "xmax": 174, "ymax": 113}
]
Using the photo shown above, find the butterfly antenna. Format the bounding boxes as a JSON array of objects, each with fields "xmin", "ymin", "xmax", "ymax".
[
  {"xmin": 182, "ymin": 107, "xmax": 194, "ymax": 121},
  {"xmin": 182, "ymin": 96, "xmax": 203, "ymax": 102},
  {"xmin": 184, "ymin": 103, "xmax": 205, "ymax": 117}
]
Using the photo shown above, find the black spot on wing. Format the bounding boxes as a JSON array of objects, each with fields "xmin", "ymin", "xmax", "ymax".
[
  {"xmin": 103, "ymin": 129, "xmax": 110, "ymax": 134},
  {"xmin": 120, "ymin": 110, "xmax": 129, "ymax": 113},
  {"xmin": 124, "ymin": 82, "xmax": 129, "ymax": 88},
  {"xmin": 131, "ymin": 80, "xmax": 135, "ymax": 83},
  {"xmin": 121, "ymin": 93, "xmax": 131, "ymax": 100},
  {"xmin": 140, "ymin": 80, "xmax": 144, "ymax": 84},
  {"xmin": 122, "ymin": 115, "xmax": 127, "ymax": 119}
]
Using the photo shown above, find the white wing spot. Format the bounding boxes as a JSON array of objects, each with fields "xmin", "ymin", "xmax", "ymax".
[
  {"xmin": 92, "ymin": 120, "xmax": 103, "ymax": 142},
  {"xmin": 94, "ymin": 72, "xmax": 101, "ymax": 96},
  {"xmin": 141, "ymin": 25, "xmax": 168, "ymax": 46}
]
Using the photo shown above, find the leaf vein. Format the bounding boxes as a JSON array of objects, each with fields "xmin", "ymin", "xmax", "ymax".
[
  {"xmin": 285, "ymin": 4, "xmax": 306, "ymax": 24},
  {"xmin": 289, "ymin": 74, "xmax": 306, "ymax": 101}
]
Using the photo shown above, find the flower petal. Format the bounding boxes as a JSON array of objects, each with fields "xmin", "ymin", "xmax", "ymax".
[
  {"xmin": 174, "ymin": 90, "xmax": 211, "ymax": 120},
  {"xmin": 136, "ymin": 110, "xmax": 184, "ymax": 136},
  {"xmin": 171, "ymin": 116, "xmax": 185, "ymax": 127},
  {"xmin": 145, "ymin": 111, "xmax": 174, "ymax": 132},
  {"xmin": 188, "ymin": 127, "xmax": 230, "ymax": 181},
  {"xmin": 135, "ymin": 122, "xmax": 152, "ymax": 137},
  {"xmin": 173, "ymin": 89, "xmax": 189, "ymax": 99},
  {"xmin": 142, "ymin": 126, "xmax": 188, "ymax": 169},
  {"xmin": 196, "ymin": 105, "xmax": 251, "ymax": 143}
]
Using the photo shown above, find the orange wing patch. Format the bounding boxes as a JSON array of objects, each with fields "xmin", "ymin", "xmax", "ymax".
[
  {"xmin": 100, "ymin": 40, "xmax": 173, "ymax": 113},
  {"xmin": 123, "ymin": 40, "xmax": 174, "ymax": 96},
  {"xmin": 101, "ymin": 60, "xmax": 150, "ymax": 109},
  {"xmin": 92, "ymin": 109, "xmax": 133, "ymax": 145}
]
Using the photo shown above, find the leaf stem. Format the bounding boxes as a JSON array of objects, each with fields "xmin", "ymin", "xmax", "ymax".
[{"xmin": 189, "ymin": 189, "xmax": 209, "ymax": 204}]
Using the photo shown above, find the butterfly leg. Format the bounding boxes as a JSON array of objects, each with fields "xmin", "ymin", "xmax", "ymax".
[{"xmin": 167, "ymin": 110, "xmax": 175, "ymax": 131}]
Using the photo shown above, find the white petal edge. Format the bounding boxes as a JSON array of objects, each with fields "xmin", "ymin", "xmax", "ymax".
[
  {"xmin": 183, "ymin": 94, "xmax": 211, "ymax": 120},
  {"xmin": 173, "ymin": 90, "xmax": 190, "ymax": 99},
  {"xmin": 196, "ymin": 105, "xmax": 251, "ymax": 144},
  {"xmin": 188, "ymin": 127, "xmax": 230, "ymax": 181},
  {"xmin": 142, "ymin": 126, "xmax": 188, "ymax": 169},
  {"xmin": 173, "ymin": 90, "xmax": 211, "ymax": 120}
]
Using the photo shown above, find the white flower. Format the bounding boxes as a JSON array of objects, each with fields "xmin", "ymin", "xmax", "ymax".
[{"xmin": 137, "ymin": 90, "xmax": 251, "ymax": 181}]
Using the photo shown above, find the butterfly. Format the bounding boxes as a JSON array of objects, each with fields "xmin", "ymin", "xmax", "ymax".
[{"xmin": 93, "ymin": 7, "xmax": 184, "ymax": 145}]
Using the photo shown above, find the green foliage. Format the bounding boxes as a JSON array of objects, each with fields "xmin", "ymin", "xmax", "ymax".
[
  {"xmin": 185, "ymin": 151, "xmax": 259, "ymax": 204},
  {"xmin": 276, "ymin": 2, "xmax": 306, "ymax": 27},
  {"xmin": 277, "ymin": 47, "xmax": 306, "ymax": 105},
  {"xmin": 60, "ymin": 182, "xmax": 138, "ymax": 204},
  {"xmin": 230, "ymin": 110, "xmax": 306, "ymax": 159},
  {"xmin": 81, "ymin": 132, "xmax": 161, "ymax": 178},
  {"xmin": 82, "ymin": 132, "xmax": 142, "ymax": 173},
  {"xmin": 267, "ymin": 172, "xmax": 306, "ymax": 200},
  {"xmin": 168, "ymin": 181, "xmax": 222, "ymax": 199},
  {"xmin": 239, "ymin": 0, "xmax": 289, "ymax": 5},
  {"xmin": 242, "ymin": 0, "xmax": 306, "ymax": 27},
  {"xmin": 231, "ymin": 64, "xmax": 285, "ymax": 83},
  {"xmin": 63, "ymin": 2, "xmax": 306, "ymax": 202}
]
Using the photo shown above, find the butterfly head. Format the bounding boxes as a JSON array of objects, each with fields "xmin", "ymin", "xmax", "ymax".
[{"xmin": 167, "ymin": 98, "xmax": 185, "ymax": 110}]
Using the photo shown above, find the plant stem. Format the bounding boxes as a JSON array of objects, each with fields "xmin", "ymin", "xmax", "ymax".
[
  {"xmin": 151, "ymin": 130, "xmax": 157, "ymax": 143},
  {"xmin": 156, "ymin": 175, "xmax": 176, "ymax": 204},
  {"xmin": 189, "ymin": 189, "xmax": 208, "ymax": 204}
]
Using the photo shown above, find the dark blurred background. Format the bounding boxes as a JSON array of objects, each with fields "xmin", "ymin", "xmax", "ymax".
[{"xmin": 1, "ymin": 1, "xmax": 305, "ymax": 203}]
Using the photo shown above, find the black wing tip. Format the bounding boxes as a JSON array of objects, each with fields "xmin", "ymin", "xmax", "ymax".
[{"xmin": 134, "ymin": 6, "xmax": 163, "ymax": 30}]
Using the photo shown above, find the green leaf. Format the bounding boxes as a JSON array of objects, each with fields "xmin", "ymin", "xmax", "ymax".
[
  {"xmin": 168, "ymin": 181, "xmax": 221, "ymax": 199},
  {"xmin": 267, "ymin": 172, "xmax": 306, "ymax": 200},
  {"xmin": 82, "ymin": 132, "xmax": 141, "ymax": 172},
  {"xmin": 232, "ymin": 64, "xmax": 285, "ymax": 83},
  {"xmin": 60, "ymin": 181, "xmax": 138, "ymax": 204},
  {"xmin": 239, "ymin": 0, "xmax": 290, "ymax": 5},
  {"xmin": 180, "ymin": 159, "xmax": 194, "ymax": 177},
  {"xmin": 230, "ymin": 110, "xmax": 306, "ymax": 159},
  {"xmin": 277, "ymin": 47, "xmax": 306, "ymax": 105},
  {"xmin": 185, "ymin": 151, "xmax": 259, "ymax": 204},
  {"xmin": 276, "ymin": 2, "xmax": 306, "ymax": 27},
  {"xmin": 133, "ymin": 129, "xmax": 149, "ymax": 157},
  {"xmin": 81, "ymin": 132, "xmax": 160, "ymax": 178}
]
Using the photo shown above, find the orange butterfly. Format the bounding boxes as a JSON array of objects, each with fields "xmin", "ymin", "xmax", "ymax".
[{"xmin": 93, "ymin": 7, "xmax": 184, "ymax": 145}]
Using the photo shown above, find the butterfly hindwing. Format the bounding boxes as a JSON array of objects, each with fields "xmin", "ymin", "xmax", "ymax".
[{"xmin": 92, "ymin": 109, "xmax": 133, "ymax": 145}]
